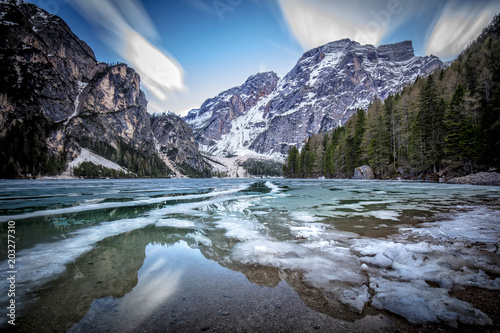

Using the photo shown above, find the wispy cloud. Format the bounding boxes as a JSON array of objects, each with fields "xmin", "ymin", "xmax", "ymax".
[
  {"xmin": 112, "ymin": 0, "xmax": 159, "ymax": 40},
  {"xmin": 277, "ymin": 0, "xmax": 499, "ymax": 60},
  {"xmin": 70, "ymin": 0, "xmax": 185, "ymax": 103},
  {"xmin": 276, "ymin": 0, "xmax": 403, "ymax": 50},
  {"xmin": 425, "ymin": 1, "xmax": 500, "ymax": 59}
]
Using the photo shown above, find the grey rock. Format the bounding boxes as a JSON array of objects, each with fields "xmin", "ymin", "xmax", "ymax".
[
  {"xmin": 353, "ymin": 165, "xmax": 375, "ymax": 180},
  {"xmin": 0, "ymin": 1, "xmax": 98, "ymax": 124},
  {"xmin": 184, "ymin": 72, "xmax": 279, "ymax": 153},
  {"xmin": 67, "ymin": 64, "xmax": 155, "ymax": 154},
  {"xmin": 447, "ymin": 172, "xmax": 500, "ymax": 186},
  {"xmin": 152, "ymin": 113, "xmax": 209, "ymax": 173},
  {"xmin": 376, "ymin": 41, "xmax": 414, "ymax": 61}
]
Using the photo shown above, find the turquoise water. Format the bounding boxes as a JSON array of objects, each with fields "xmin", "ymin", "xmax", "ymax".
[{"xmin": 0, "ymin": 179, "xmax": 499, "ymax": 332}]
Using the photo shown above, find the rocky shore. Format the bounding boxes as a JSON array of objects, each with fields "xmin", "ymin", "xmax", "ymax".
[{"xmin": 447, "ymin": 172, "xmax": 500, "ymax": 186}]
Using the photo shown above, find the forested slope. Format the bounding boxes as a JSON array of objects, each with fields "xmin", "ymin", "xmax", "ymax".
[{"xmin": 284, "ymin": 15, "xmax": 500, "ymax": 180}]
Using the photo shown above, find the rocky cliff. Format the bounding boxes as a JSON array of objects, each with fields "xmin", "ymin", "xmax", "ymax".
[
  {"xmin": 0, "ymin": 1, "xmax": 207, "ymax": 178},
  {"xmin": 152, "ymin": 113, "xmax": 210, "ymax": 177},
  {"xmin": 185, "ymin": 39, "xmax": 443, "ymax": 158},
  {"xmin": 65, "ymin": 64, "xmax": 156, "ymax": 154}
]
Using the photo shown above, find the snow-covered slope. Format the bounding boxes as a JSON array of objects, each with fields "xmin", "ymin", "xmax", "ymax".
[
  {"xmin": 185, "ymin": 39, "xmax": 443, "ymax": 158},
  {"xmin": 184, "ymin": 72, "xmax": 279, "ymax": 157}
]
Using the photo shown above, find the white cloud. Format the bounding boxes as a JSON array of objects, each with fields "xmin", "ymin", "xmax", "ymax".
[
  {"xmin": 123, "ymin": 30, "xmax": 185, "ymax": 101},
  {"xmin": 277, "ymin": 0, "xmax": 404, "ymax": 50},
  {"xmin": 425, "ymin": 2, "xmax": 499, "ymax": 59},
  {"xmin": 111, "ymin": 0, "xmax": 159, "ymax": 40},
  {"xmin": 70, "ymin": 0, "xmax": 185, "ymax": 103},
  {"xmin": 278, "ymin": 0, "xmax": 500, "ymax": 59}
]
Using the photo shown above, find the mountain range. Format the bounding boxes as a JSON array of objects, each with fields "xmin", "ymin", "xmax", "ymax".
[
  {"xmin": 1, "ymin": 1, "xmax": 447, "ymax": 178},
  {"xmin": 184, "ymin": 39, "xmax": 443, "ymax": 161}
]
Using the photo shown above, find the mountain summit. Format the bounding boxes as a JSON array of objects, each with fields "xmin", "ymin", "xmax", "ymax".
[{"xmin": 185, "ymin": 39, "xmax": 443, "ymax": 158}]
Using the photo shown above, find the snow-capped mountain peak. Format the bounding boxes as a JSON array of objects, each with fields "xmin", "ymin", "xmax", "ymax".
[{"xmin": 185, "ymin": 39, "xmax": 443, "ymax": 158}]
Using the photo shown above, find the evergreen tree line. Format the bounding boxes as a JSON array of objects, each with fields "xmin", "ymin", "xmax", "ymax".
[
  {"xmin": 0, "ymin": 116, "xmax": 66, "ymax": 178},
  {"xmin": 241, "ymin": 158, "xmax": 283, "ymax": 177},
  {"xmin": 76, "ymin": 138, "xmax": 172, "ymax": 178},
  {"xmin": 72, "ymin": 162, "xmax": 131, "ymax": 179},
  {"xmin": 284, "ymin": 15, "xmax": 500, "ymax": 179}
]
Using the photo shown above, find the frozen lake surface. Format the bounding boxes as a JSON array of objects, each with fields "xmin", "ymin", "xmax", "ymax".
[{"xmin": 0, "ymin": 179, "xmax": 499, "ymax": 332}]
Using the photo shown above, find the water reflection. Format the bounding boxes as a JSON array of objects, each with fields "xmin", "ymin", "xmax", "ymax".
[
  {"xmin": 15, "ymin": 226, "xmax": 178, "ymax": 332},
  {"xmin": 1, "ymin": 179, "xmax": 498, "ymax": 332},
  {"xmin": 14, "ymin": 224, "xmax": 370, "ymax": 332}
]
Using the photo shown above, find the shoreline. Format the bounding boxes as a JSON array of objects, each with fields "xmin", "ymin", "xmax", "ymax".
[{"xmin": 2, "ymin": 171, "xmax": 497, "ymax": 186}]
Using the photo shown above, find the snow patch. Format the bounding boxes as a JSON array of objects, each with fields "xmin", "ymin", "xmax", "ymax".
[
  {"xmin": 68, "ymin": 148, "xmax": 128, "ymax": 173},
  {"xmin": 339, "ymin": 285, "xmax": 370, "ymax": 314},
  {"xmin": 370, "ymin": 277, "xmax": 492, "ymax": 326},
  {"xmin": 290, "ymin": 223, "xmax": 327, "ymax": 239},
  {"xmin": 214, "ymin": 217, "xmax": 263, "ymax": 241},
  {"xmin": 64, "ymin": 81, "xmax": 88, "ymax": 126},
  {"xmin": 264, "ymin": 181, "xmax": 280, "ymax": 193},
  {"xmin": 290, "ymin": 211, "xmax": 321, "ymax": 222}
]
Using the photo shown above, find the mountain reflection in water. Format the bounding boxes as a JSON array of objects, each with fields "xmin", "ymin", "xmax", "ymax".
[{"xmin": 0, "ymin": 179, "xmax": 499, "ymax": 332}]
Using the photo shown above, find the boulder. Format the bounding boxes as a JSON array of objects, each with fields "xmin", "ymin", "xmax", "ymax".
[{"xmin": 354, "ymin": 165, "xmax": 375, "ymax": 180}]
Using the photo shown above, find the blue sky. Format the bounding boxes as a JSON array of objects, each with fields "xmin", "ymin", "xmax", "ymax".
[{"xmin": 26, "ymin": 0, "xmax": 500, "ymax": 116}]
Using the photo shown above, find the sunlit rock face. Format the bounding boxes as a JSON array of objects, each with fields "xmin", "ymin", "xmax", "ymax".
[
  {"xmin": 183, "ymin": 72, "xmax": 280, "ymax": 155},
  {"xmin": 66, "ymin": 64, "xmax": 156, "ymax": 154},
  {"xmin": 185, "ymin": 39, "xmax": 442, "ymax": 158}
]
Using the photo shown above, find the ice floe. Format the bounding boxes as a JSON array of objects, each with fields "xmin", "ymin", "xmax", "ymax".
[
  {"xmin": 370, "ymin": 277, "xmax": 492, "ymax": 326},
  {"xmin": 156, "ymin": 218, "xmax": 196, "ymax": 229},
  {"xmin": 212, "ymin": 185, "xmax": 500, "ymax": 326}
]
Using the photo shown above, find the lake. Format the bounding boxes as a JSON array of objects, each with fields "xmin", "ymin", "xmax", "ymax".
[{"xmin": 0, "ymin": 179, "xmax": 499, "ymax": 332}]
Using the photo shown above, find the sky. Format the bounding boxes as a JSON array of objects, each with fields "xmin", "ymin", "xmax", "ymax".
[{"xmin": 25, "ymin": 0, "xmax": 500, "ymax": 116}]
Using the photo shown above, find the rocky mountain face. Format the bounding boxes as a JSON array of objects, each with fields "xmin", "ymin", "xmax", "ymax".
[
  {"xmin": 185, "ymin": 39, "xmax": 443, "ymax": 158},
  {"xmin": 0, "ymin": 1, "xmax": 98, "ymax": 121},
  {"xmin": 65, "ymin": 64, "xmax": 156, "ymax": 154},
  {"xmin": 152, "ymin": 113, "xmax": 210, "ymax": 176},
  {"xmin": 0, "ymin": 1, "xmax": 207, "ymax": 178},
  {"xmin": 184, "ymin": 72, "xmax": 279, "ymax": 152}
]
